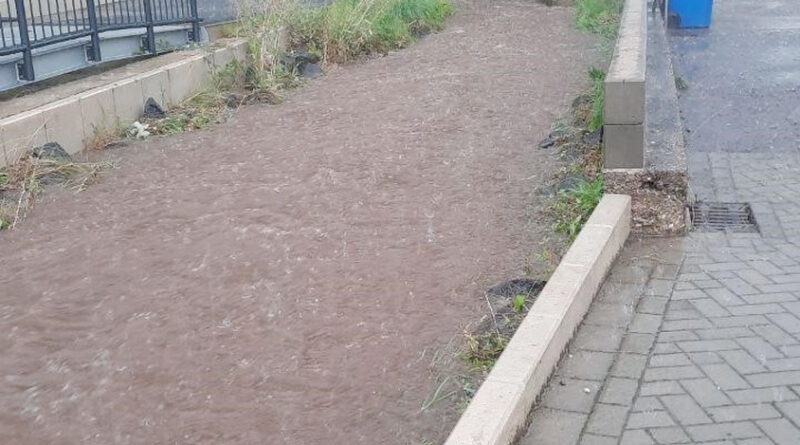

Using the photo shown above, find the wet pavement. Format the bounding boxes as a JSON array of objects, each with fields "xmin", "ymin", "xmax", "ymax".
[
  {"xmin": 521, "ymin": 0, "xmax": 800, "ymax": 444},
  {"xmin": 0, "ymin": 2, "xmax": 596, "ymax": 444}
]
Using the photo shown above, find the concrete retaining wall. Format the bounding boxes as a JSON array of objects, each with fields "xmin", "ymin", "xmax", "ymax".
[
  {"xmin": 0, "ymin": 40, "xmax": 246, "ymax": 169},
  {"xmin": 604, "ymin": 0, "xmax": 647, "ymax": 169},
  {"xmin": 443, "ymin": 195, "xmax": 631, "ymax": 445}
]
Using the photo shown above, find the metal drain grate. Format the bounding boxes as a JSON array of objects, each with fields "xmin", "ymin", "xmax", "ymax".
[{"xmin": 691, "ymin": 202, "xmax": 759, "ymax": 233}]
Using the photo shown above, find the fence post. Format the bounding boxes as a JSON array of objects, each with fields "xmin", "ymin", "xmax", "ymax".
[
  {"xmin": 85, "ymin": 0, "xmax": 102, "ymax": 62},
  {"xmin": 189, "ymin": 0, "xmax": 200, "ymax": 42},
  {"xmin": 142, "ymin": 0, "xmax": 156, "ymax": 53},
  {"xmin": 13, "ymin": 0, "xmax": 34, "ymax": 81}
]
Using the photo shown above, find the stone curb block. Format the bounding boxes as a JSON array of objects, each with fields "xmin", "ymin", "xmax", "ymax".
[
  {"xmin": 604, "ymin": 0, "xmax": 647, "ymax": 169},
  {"xmin": 444, "ymin": 194, "xmax": 632, "ymax": 445},
  {"xmin": 0, "ymin": 39, "xmax": 248, "ymax": 169}
]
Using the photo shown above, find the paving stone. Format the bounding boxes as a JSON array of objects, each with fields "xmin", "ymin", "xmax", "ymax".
[
  {"xmin": 687, "ymin": 351, "xmax": 724, "ymax": 364},
  {"xmin": 639, "ymin": 381, "xmax": 685, "ymax": 397},
  {"xmin": 645, "ymin": 279, "xmax": 675, "ymax": 297},
  {"xmin": 599, "ymin": 377, "xmax": 639, "ymax": 406},
  {"xmin": 522, "ymin": 408, "xmax": 587, "ymax": 445},
  {"xmin": 691, "ymin": 299, "xmax": 730, "ymax": 317},
  {"xmin": 757, "ymin": 418, "xmax": 800, "ymax": 445},
  {"xmin": 748, "ymin": 371, "xmax": 800, "ymax": 388},
  {"xmin": 659, "ymin": 394, "xmax": 712, "ymax": 426},
  {"xmin": 711, "ymin": 315, "xmax": 771, "ymax": 328},
  {"xmin": 695, "ymin": 327, "xmax": 754, "ymax": 340},
  {"xmin": 737, "ymin": 438, "xmax": 778, "ymax": 445},
  {"xmin": 737, "ymin": 336, "xmax": 784, "ymax": 360},
  {"xmin": 611, "ymin": 353, "xmax": 649, "ymax": 379},
  {"xmin": 596, "ymin": 281, "xmax": 644, "ymax": 305},
  {"xmin": 579, "ymin": 434, "xmax": 618, "ymax": 445},
  {"xmin": 729, "ymin": 304, "xmax": 787, "ymax": 316},
  {"xmin": 718, "ymin": 349, "xmax": 768, "ymax": 374},
  {"xmin": 707, "ymin": 404, "xmax": 782, "ymax": 422},
  {"xmin": 679, "ymin": 378, "xmax": 731, "ymax": 407},
  {"xmin": 677, "ymin": 339, "xmax": 740, "ymax": 352},
  {"xmin": 700, "ymin": 362, "xmax": 752, "ymax": 390},
  {"xmin": 626, "ymin": 411, "xmax": 675, "ymax": 429},
  {"xmin": 620, "ymin": 429, "xmax": 655, "ymax": 445},
  {"xmin": 637, "ymin": 296, "xmax": 669, "ymax": 315},
  {"xmin": 647, "ymin": 426, "xmax": 689, "ymax": 444},
  {"xmin": 583, "ymin": 303, "xmax": 636, "ymax": 328},
  {"xmin": 765, "ymin": 357, "xmax": 800, "ymax": 372},
  {"xmin": 559, "ymin": 351, "xmax": 617, "ymax": 381},
  {"xmin": 621, "ymin": 333, "xmax": 657, "ymax": 354},
  {"xmin": 572, "ymin": 324, "xmax": 627, "ymax": 353},
  {"xmin": 685, "ymin": 421, "xmax": 762, "ymax": 442},
  {"xmin": 643, "ymin": 365, "xmax": 704, "ymax": 382},
  {"xmin": 727, "ymin": 387, "xmax": 798, "ymax": 404},
  {"xmin": 742, "ymin": 292, "xmax": 796, "ymax": 304},
  {"xmin": 541, "ymin": 378, "xmax": 603, "ymax": 414},
  {"xmin": 767, "ymin": 313, "xmax": 800, "ymax": 334},
  {"xmin": 659, "ymin": 330, "xmax": 701, "ymax": 343},
  {"xmin": 751, "ymin": 325, "xmax": 798, "ymax": 347},
  {"xmin": 650, "ymin": 353, "xmax": 691, "ymax": 368},
  {"xmin": 652, "ymin": 343, "xmax": 681, "ymax": 354},
  {"xmin": 632, "ymin": 396, "xmax": 664, "ymax": 412},
  {"xmin": 661, "ymin": 319, "xmax": 712, "ymax": 331},
  {"xmin": 629, "ymin": 313, "xmax": 663, "ymax": 334},
  {"xmin": 585, "ymin": 403, "xmax": 629, "ymax": 437},
  {"xmin": 775, "ymin": 400, "xmax": 800, "ymax": 426}
]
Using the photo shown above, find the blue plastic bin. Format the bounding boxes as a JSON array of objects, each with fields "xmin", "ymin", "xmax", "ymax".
[{"xmin": 668, "ymin": 0, "xmax": 714, "ymax": 28}]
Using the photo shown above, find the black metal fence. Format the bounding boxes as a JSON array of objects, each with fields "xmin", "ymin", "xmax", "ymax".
[{"xmin": 0, "ymin": 0, "xmax": 200, "ymax": 81}]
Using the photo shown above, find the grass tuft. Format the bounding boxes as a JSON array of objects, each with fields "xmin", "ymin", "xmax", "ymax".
[
  {"xmin": 553, "ymin": 176, "xmax": 604, "ymax": 241},
  {"xmin": 576, "ymin": 0, "xmax": 623, "ymax": 41}
]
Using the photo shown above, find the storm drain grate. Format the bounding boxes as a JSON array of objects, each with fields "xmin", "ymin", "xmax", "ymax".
[{"xmin": 691, "ymin": 201, "xmax": 759, "ymax": 233}]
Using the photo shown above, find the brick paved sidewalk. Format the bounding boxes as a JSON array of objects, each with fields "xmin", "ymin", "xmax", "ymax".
[{"xmin": 519, "ymin": 0, "xmax": 800, "ymax": 443}]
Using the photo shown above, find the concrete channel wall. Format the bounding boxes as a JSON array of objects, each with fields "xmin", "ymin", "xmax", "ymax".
[
  {"xmin": 604, "ymin": 0, "xmax": 647, "ymax": 169},
  {"xmin": 0, "ymin": 39, "xmax": 246, "ymax": 168}
]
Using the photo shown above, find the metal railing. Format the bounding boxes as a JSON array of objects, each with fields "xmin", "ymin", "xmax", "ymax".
[{"xmin": 0, "ymin": 0, "xmax": 200, "ymax": 81}]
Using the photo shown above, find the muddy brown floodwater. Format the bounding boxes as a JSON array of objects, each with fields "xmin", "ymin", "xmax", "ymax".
[{"xmin": 0, "ymin": 1, "xmax": 594, "ymax": 444}]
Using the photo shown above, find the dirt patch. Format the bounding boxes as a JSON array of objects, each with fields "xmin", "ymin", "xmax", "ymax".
[
  {"xmin": 605, "ymin": 170, "xmax": 688, "ymax": 236},
  {"xmin": 0, "ymin": 1, "xmax": 595, "ymax": 444}
]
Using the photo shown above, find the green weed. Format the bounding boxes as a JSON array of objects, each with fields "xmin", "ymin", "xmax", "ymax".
[
  {"xmin": 576, "ymin": 0, "xmax": 623, "ymax": 41},
  {"xmin": 513, "ymin": 295, "xmax": 526, "ymax": 313},
  {"xmin": 675, "ymin": 75, "xmax": 688, "ymax": 90},
  {"xmin": 588, "ymin": 66, "xmax": 605, "ymax": 131},
  {"xmin": 553, "ymin": 177, "xmax": 604, "ymax": 241}
]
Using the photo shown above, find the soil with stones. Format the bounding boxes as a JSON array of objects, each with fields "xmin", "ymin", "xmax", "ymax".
[{"xmin": 0, "ymin": 1, "xmax": 594, "ymax": 444}]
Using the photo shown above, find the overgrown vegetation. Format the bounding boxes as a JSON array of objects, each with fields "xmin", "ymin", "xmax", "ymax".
[
  {"xmin": 143, "ymin": 0, "xmax": 453, "ymax": 137},
  {"xmin": 576, "ymin": 0, "xmax": 623, "ymax": 41},
  {"xmin": 587, "ymin": 66, "xmax": 605, "ymax": 131}
]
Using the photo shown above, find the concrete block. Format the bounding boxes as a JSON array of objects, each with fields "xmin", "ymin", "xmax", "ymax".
[
  {"xmin": 113, "ymin": 78, "xmax": 145, "ymax": 124},
  {"xmin": 604, "ymin": 124, "xmax": 644, "ymax": 169},
  {"xmin": 42, "ymin": 98, "xmax": 84, "ymax": 155},
  {"xmin": 230, "ymin": 40, "xmax": 248, "ymax": 63},
  {"xmin": 211, "ymin": 46, "xmax": 235, "ymax": 69},
  {"xmin": 607, "ymin": 0, "xmax": 646, "ymax": 85},
  {"xmin": 444, "ymin": 194, "xmax": 631, "ymax": 445},
  {"xmin": 605, "ymin": 78, "xmax": 645, "ymax": 125},
  {"xmin": 0, "ymin": 110, "xmax": 47, "ymax": 167},
  {"xmin": 79, "ymin": 87, "xmax": 116, "ymax": 146},
  {"xmin": 444, "ymin": 379, "xmax": 527, "ymax": 445},
  {"xmin": 585, "ymin": 194, "xmax": 632, "ymax": 228},
  {"xmin": 167, "ymin": 56, "xmax": 211, "ymax": 106},
  {"xmin": 139, "ymin": 70, "xmax": 171, "ymax": 109}
]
